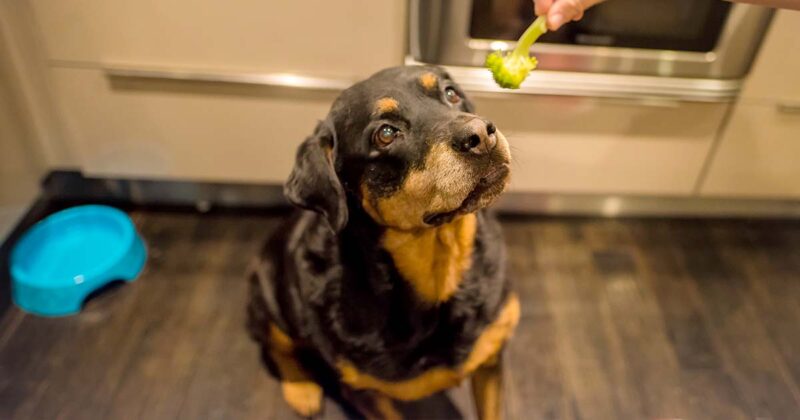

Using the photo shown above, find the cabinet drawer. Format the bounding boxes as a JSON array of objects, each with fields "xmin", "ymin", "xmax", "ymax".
[
  {"xmin": 740, "ymin": 10, "xmax": 800, "ymax": 102},
  {"xmin": 30, "ymin": 0, "xmax": 405, "ymax": 79},
  {"xmin": 701, "ymin": 103, "xmax": 800, "ymax": 198},
  {"xmin": 51, "ymin": 67, "xmax": 335, "ymax": 182},
  {"xmin": 472, "ymin": 96, "xmax": 727, "ymax": 195}
]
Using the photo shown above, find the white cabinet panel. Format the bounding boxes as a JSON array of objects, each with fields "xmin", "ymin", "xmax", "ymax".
[
  {"xmin": 701, "ymin": 103, "xmax": 800, "ymax": 198},
  {"xmin": 51, "ymin": 68, "xmax": 335, "ymax": 182},
  {"xmin": 741, "ymin": 10, "xmax": 800, "ymax": 102},
  {"xmin": 473, "ymin": 96, "xmax": 728, "ymax": 195},
  {"xmin": 30, "ymin": 0, "xmax": 405, "ymax": 79}
]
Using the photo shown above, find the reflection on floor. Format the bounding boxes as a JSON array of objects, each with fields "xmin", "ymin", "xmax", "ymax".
[{"xmin": 1, "ymin": 210, "xmax": 799, "ymax": 419}]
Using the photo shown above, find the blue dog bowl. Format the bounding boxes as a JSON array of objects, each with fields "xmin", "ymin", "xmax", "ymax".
[{"xmin": 10, "ymin": 205, "xmax": 146, "ymax": 317}]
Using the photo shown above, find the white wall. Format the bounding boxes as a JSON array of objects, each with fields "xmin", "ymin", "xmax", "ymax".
[{"xmin": 0, "ymin": 13, "xmax": 46, "ymax": 240}]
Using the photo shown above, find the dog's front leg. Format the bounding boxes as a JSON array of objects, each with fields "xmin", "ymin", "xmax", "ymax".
[
  {"xmin": 263, "ymin": 324, "xmax": 323, "ymax": 417},
  {"xmin": 341, "ymin": 387, "xmax": 401, "ymax": 420},
  {"xmin": 471, "ymin": 354, "xmax": 504, "ymax": 420}
]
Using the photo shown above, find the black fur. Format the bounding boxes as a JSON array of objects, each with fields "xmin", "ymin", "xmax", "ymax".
[{"xmin": 248, "ymin": 65, "xmax": 511, "ymax": 383}]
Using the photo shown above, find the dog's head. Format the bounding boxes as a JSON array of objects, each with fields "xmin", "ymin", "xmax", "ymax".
[{"xmin": 285, "ymin": 65, "xmax": 511, "ymax": 231}]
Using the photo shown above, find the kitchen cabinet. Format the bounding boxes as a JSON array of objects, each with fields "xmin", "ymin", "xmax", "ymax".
[
  {"xmin": 50, "ymin": 68, "xmax": 336, "ymax": 182},
  {"xmin": 700, "ymin": 103, "xmax": 800, "ymax": 198},
  {"xmin": 29, "ymin": 0, "xmax": 405, "ymax": 80},
  {"xmin": 739, "ymin": 11, "xmax": 800, "ymax": 103},
  {"xmin": 473, "ymin": 95, "xmax": 728, "ymax": 195},
  {"xmin": 26, "ymin": 0, "xmax": 406, "ymax": 181},
  {"xmin": 10, "ymin": 2, "xmax": 800, "ymax": 200},
  {"xmin": 700, "ymin": 10, "xmax": 800, "ymax": 198}
]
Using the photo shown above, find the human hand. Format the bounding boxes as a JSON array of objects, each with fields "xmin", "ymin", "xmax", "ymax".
[{"xmin": 533, "ymin": 0, "xmax": 607, "ymax": 31}]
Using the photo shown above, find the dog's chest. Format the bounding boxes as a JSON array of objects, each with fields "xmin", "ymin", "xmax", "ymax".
[
  {"xmin": 300, "ymin": 210, "xmax": 512, "ymax": 400},
  {"xmin": 380, "ymin": 214, "xmax": 478, "ymax": 304},
  {"xmin": 335, "ymin": 294, "xmax": 519, "ymax": 401}
]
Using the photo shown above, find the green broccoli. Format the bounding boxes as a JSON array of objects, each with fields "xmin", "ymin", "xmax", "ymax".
[{"xmin": 485, "ymin": 16, "xmax": 548, "ymax": 89}]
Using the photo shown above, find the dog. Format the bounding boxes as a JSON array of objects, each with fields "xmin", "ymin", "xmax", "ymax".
[{"xmin": 248, "ymin": 65, "xmax": 518, "ymax": 419}]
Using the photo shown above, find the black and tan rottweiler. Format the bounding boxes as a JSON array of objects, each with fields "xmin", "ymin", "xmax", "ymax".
[{"xmin": 248, "ymin": 65, "xmax": 518, "ymax": 419}]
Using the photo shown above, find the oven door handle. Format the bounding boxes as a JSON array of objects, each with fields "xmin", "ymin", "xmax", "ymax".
[{"xmin": 415, "ymin": 61, "xmax": 743, "ymax": 103}]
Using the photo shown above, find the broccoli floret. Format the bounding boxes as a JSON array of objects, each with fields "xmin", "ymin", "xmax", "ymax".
[{"xmin": 485, "ymin": 16, "xmax": 548, "ymax": 89}]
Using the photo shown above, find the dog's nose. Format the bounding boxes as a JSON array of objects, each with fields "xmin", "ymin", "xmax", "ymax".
[{"xmin": 452, "ymin": 119, "xmax": 498, "ymax": 155}]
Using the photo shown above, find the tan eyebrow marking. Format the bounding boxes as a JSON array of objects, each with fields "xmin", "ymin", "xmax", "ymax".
[
  {"xmin": 375, "ymin": 97, "xmax": 399, "ymax": 115},
  {"xmin": 419, "ymin": 72, "xmax": 438, "ymax": 91}
]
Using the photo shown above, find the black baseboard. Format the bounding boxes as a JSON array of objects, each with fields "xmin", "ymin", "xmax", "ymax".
[{"xmin": 39, "ymin": 170, "xmax": 290, "ymax": 209}]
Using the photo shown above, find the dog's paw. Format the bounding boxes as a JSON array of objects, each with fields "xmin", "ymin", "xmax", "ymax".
[{"xmin": 281, "ymin": 380, "xmax": 323, "ymax": 417}]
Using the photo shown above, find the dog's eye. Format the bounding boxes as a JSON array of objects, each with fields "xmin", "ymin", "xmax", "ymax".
[
  {"xmin": 444, "ymin": 87, "xmax": 461, "ymax": 104},
  {"xmin": 374, "ymin": 125, "xmax": 401, "ymax": 147}
]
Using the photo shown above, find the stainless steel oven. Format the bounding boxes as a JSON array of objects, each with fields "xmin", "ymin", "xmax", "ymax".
[{"xmin": 408, "ymin": 0, "xmax": 774, "ymax": 101}]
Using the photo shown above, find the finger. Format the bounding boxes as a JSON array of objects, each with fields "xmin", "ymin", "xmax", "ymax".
[
  {"xmin": 534, "ymin": 0, "xmax": 554, "ymax": 16},
  {"xmin": 548, "ymin": 0, "xmax": 583, "ymax": 30}
]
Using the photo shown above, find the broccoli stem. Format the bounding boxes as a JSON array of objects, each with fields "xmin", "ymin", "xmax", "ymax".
[{"xmin": 513, "ymin": 16, "xmax": 548, "ymax": 57}]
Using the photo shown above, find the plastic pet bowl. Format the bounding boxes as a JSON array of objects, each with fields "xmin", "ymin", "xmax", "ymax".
[{"xmin": 10, "ymin": 205, "xmax": 146, "ymax": 317}]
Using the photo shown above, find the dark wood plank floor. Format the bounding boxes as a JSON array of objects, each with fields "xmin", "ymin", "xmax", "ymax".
[{"xmin": 1, "ymin": 210, "xmax": 800, "ymax": 419}]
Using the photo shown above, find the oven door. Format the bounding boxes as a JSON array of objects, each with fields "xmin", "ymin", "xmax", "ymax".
[{"xmin": 410, "ymin": 0, "xmax": 773, "ymax": 79}]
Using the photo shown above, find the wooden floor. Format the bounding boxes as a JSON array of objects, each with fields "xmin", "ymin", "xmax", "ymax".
[{"xmin": 1, "ymin": 210, "xmax": 800, "ymax": 419}]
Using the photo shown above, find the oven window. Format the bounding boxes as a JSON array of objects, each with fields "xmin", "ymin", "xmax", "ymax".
[{"xmin": 470, "ymin": 0, "xmax": 732, "ymax": 52}]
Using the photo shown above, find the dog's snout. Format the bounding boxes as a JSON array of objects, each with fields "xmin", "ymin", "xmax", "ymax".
[{"xmin": 452, "ymin": 119, "xmax": 497, "ymax": 155}]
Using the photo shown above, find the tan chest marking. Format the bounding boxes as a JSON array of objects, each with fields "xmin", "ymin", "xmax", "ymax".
[
  {"xmin": 337, "ymin": 294, "xmax": 520, "ymax": 401},
  {"xmin": 382, "ymin": 214, "xmax": 477, "ymax": 303}
]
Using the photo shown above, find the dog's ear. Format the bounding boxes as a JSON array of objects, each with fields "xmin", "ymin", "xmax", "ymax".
[{"xmin": 284, "ymin": 121, "xmax": 347, "ymax": 232}]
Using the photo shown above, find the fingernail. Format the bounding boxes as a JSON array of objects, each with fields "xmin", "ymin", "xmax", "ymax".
[{"xmin": 549, "ymin": 13, "xmax": 565, "ymax": 30}]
